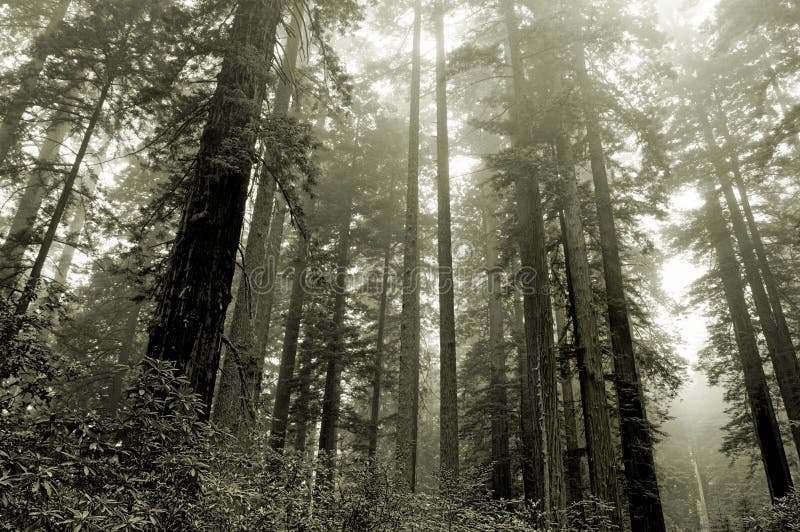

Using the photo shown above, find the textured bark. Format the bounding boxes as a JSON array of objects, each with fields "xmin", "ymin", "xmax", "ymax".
[
  {"xmin": 316, "ymin": 197, "xmax": 353, "ymax": 484},
  {"xmin": 395, "ymin": 0, "xmax": 422, "ymax": 492},
  {"xmin": 700, "ymin": 112, "xmax": 800, "ymax": 459},
  {"xmin": 704, "ymin": 188, "xmax": 793, "ymax": 501},
  {"xmin": 145, "ymin": 0, "xmax": 283, "ymax": 417},
  {"xmin": 213, "ymin": 170, "xmax": 276, "ymax": 432},
  {"xmin": 368, "ymin": 240, "xmax": 392, "ymax": 459},
  {"xmin": 15, "ymin": 79, "xmax": 111, "ymax": 317},
  {"xmin": 434, "ymin": 0, "xmax": 459, "ymax": 489},
  {"xmin": 0, "ymin": 0, "xmax": 71, "ymax": 168},
  {"xmin": 0, "ymin": 115, "xmax": 71, "ymax": 293},
  {"xmin": 574, "ymin": 45, "xmax": 665, "ymax": 531},
  {"xmin": 213, "ymin": 16, "xmax": 299, "ymax": 432},
  {"xmin": 501, "ymin": 0, "xmax": 548, "ymax": 508},
  {"xmin": 555, "ymin": 131, "xmax": 623, "ymax": 528},
  {"xmin": 270, "ymin": 233, "xmax": 309, "ymax": 450},
  {"xmin": 486, "ymin": 208, "xmax": 511, "ymax": 500},
  {"xmin": 292, "ymin": 342, "xmax": 314, "ymax": 453}
]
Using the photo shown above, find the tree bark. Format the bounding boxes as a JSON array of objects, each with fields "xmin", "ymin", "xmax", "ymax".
[
  {"xmin": 368, "ymin": 239, "xmax": 392, "ymax": 459},
  {"xmin": 109, "ymin": 302, "xmax": 142, "ymax": 409},
  {"xmin": 486, "ymin": 206, "xmax": 511, "ymax": 500},
  {"xmin": 15, "ymin": 78, "xmax": 111, "ymax": 318},
  {"xmin": 704, "ymin": 187, "xmax": 793, "ymax": 501},
  {"xmin": 434, "ymin": 0, "xmax": 460, "ymax": 490},
  {"xmin": 395, "ymin": 0, "xmax": 422, "ymax": 492},
  {"xmin": 316, "ymin": 195, "xmax": 354, "ymax": 484},
  {"xmin": 555, "ymin": 130, "xmax": 623, "ymax": 528},
  {"xmin": 0, "ymin": 0, "xmax": 71, "ymax": 168},
  {"xmin": 574, "ymin": 44, "xmax": 665, "ymax": 531},
  {"xmin": 500, "ymin": 0, "xmax": 549, "ymax": 509},
  {"xmin": 700, "ymin": 111, "xmax": 800, "ymax": 459},
  {"xmin": 0, "ymin": 114, "xmax": 71, "ymax": 294},
  {"xmin": 145, "ymin": 0, "xmax": 283, "ymax": 417},
  {"xmin": 270, "ymin": 232, "xmax": 309, "ymax": 450}
]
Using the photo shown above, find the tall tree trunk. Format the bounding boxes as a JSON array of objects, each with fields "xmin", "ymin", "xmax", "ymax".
[
  {"xmin": 486, "ymin": 206, "xmax": 511, "ymax": 500},
  {"xmin": 716, "ymin": 112, "xmax": 795, "ymax": 363},
  {"xmin": 700, "ymin": 111, "xmax": 800, "ymax": 459},
  {"xmin": 252, "ymin": 198, "xmax": 286, "ymax": 398},
  {"xmin": 292, "ymin": 342, "xmax": 314, "ymax": 453},
  {"xmin": 15, "ymin": 78, "xmax": 111, "ymax": 318},
  {"xmin": 316, "ymin": 196, "xmax": 354, "ymax": 484},
  {"xmin": 574, "ymin": 44, "xmax": 665, "ymax": 531},
  {"xmin": 552, "ymin": 253, "xmax": 584, "ymax": 507},
  {"xmin": 555, "ymin": 130, "xmax": 623, "ymax": 528},
  {"xmin": 145, "ymin": 0, "xmax": 283, "ymax": 417},
  {"xmin": 704, "ymin": 187, "xmax": 793, "ymax": 501},
  {"xmin": 211, "ymin": 15, "xmax": 299, "ymax": 432},
  {"xmin": 0, "ymin": 114, "xmax": 71, "ymax": 294},
  {"xmin": 213, "ymin": 169, "xmax": 276, "ymax": 432},
  {"xmin": 52, "ymin": 172, "xmax": 99, "ymax": 287},
  {"xmin": 434, "ymin": 0, "xmax": 459, "ymax": 489},
  {"xmin": 396, "ymin": 0, "xmax": 422, "ymax": 492},
  {"xmin": 368, "ymin": 239, "xmax": 392, "ymax": 459},
  {"xmin": 270, "ymin": 232, "xmax": 309, "ymax": 450},
  {"xmin": 500, "ymin": 0, "xmax": 549, "ymax": 509},
  {"xmin": 0, "ymin": 0, "xmax": 71, "ymax": 168}
]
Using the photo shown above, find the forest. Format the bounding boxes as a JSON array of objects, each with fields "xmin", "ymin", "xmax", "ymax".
[{"xmin": 1, "ymin": 0, "xmax": 800, "ymax": 530}]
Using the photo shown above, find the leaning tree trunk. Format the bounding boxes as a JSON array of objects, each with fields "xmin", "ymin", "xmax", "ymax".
[
  {"xmin": 0, "ymin": 0, "xmax": 71, "ymax": 168},
  {"xmin": 434, "ymin": 0, "xmax": 460, "ymax": 490},
  {"xmin": 145, "ymin": 0, "xmax": 283, "ymax": 417},
  {"xmin": 15, "ymin": 78, "xmax": 111, "ymax": 318},
  {"xmin": 704, "ymin": 187, "xmax": 793, "ymax": 501},
  {"xmin": 574, "ymin": 44, "xmax": 665, "ymax": 531},
  {"xmin": 485, "ymin": 205, "xmax": 511, "ymax": 500},
  {"xmin": 214, "ymin": 13, "xmax": 301, "ymax": 433},
  {"xmin": 0, "ymin": 114, "xmax": 71, "ymax": 294},
  {"xmin": 501, "ymin": 0, "xmax": 550, "ymax": 509},
  {"xmin": 396, "ymin": 0, "xmax": 422, "ymax": 493},
  {"xmin": 699, "ymin": 111, "xmax": 800, "ymax": 459},
  {"xmin": 52, "ymin": 171, "xmax": 99, "ymax": 287},
  {"xmin": 316, "ymin": 195, "xmax": 354, "ymax": 485},
  {"xmin": 368, "ymin": 238, "xmax": 392, "ymax": 459},
  {"xmin": 555, "ymin": 129, "xmax": 623, "ymax": 529}
]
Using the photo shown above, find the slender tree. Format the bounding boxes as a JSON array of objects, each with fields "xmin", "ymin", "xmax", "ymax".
[
  {"xmin": 703, "ymin": 186, "xmax": 793, "ymax": 501},
  {"xmin": 368, "ymin": 237, "xmax": 392, "ymax": 459},
  {"xmin": 574, "ymin": 42, "xmax": 666, "ymax": 530},
  {"xmin": 396, "ymin": 0, "xmax": 422, "ymax": 492},
  {"xmin": 434, "ymin": 0, "xmax": 460, "ymax": 489}
]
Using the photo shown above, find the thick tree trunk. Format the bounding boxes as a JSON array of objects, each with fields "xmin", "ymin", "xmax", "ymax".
[
  {"xmin": 396, "ymin": 0, "xmax": 422, "ymax": 492},
  {"xmin": 434, "ymin": 0, "xmax": 459, "ymax": 490},
  {"xmin": 700, "ymin": 111, "xmax": 800, "ymax": 459},
  {"xmin": 555, "ymin": 131, "xmax": 623, "ymax": 528},
  {"xmin": 0, "ymin": 0, "xmax": 71, "ymax": 168},
  {"xmin": 486, "ymin": 207, "xmax": 511, "ymax": 500},
  {"xmin": 368, "ymin": 239, "xmax": 392, "ymax": 459},
  {"xmin": 704, "ymin": 187, "xmax": 793, "ymax": 501},
  {"xmin": 270, "ymin": 232, "xmax": 309, "ymax": 450},
  {"xmin": 0, "ymin": 115, "xmax": 71, "ymax": 294},
  {"xmin": 213, "ymin": 169, "xmax": 276, "ymax": 432},
  {"xmin": 145, "ymin": 0, "xmax": 283, "ymax": 417},
  {"xmin": 316, "ymin": 197, "xmax": 353, "ymax": 484},
  {"xmin": 15, "ymin": 78, "xmax": 111, "ymax": 318},
  {"xmin": 292, "ymin": 343, "xmax": 314, "ymax": 453},
  {"xmin": 500, "ymin": 0, "xmax": 551, "ymax": 509},
  {"xmin": 574, "ymin": 45, "xmax": 665, "ymax": 531}
]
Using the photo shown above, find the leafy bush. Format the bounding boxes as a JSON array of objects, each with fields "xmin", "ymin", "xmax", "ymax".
[{"xmin": 744, "ymin": 491, "xmax": 800, "ymax": 531}]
